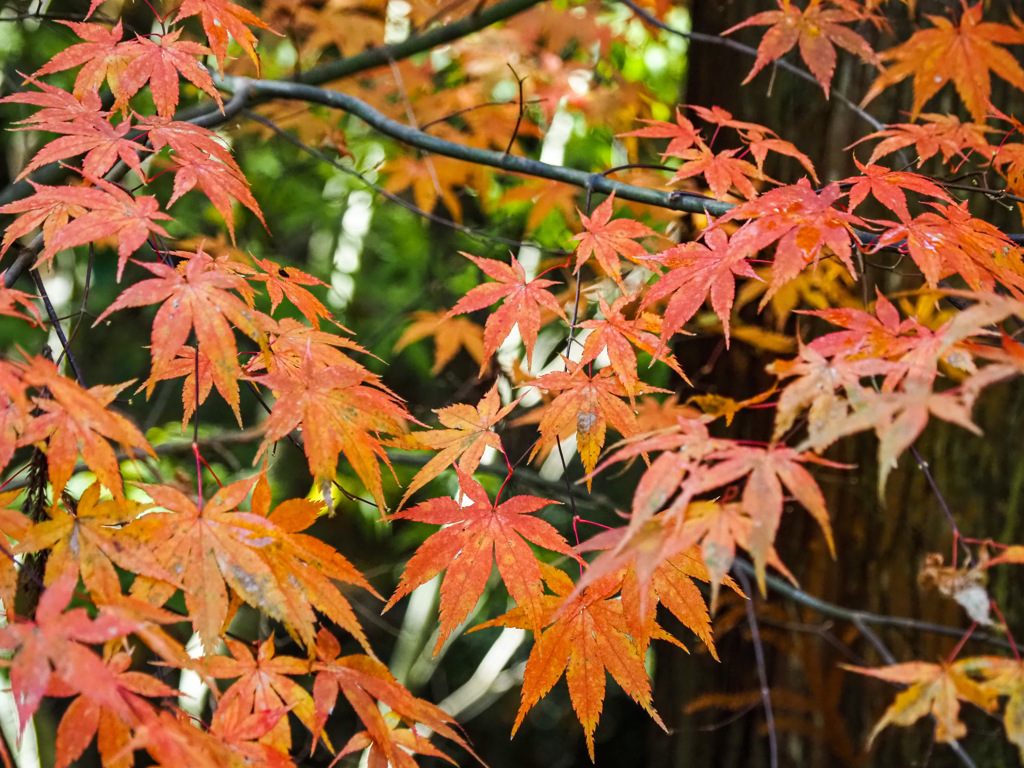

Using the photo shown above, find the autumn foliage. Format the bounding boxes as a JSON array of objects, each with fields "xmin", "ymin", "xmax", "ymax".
[{"xmin": 4, "ymin": 0, "xmax": 1024, "ymax": 766}]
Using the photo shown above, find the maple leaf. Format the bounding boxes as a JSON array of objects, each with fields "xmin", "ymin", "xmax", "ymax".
[
  {"xmin": 571, "ymin": 193, "xmax": 658, "ymax": 288},
  {"xmin": 17, "ymin": 355, "xmax": 154, "ymax": 500},
  {"xmin": 578, "ymin": 292, "xmax": 688, "ymax": 394},
  {"xmin": 31, "ymin": 21, "xmax": 136, "ymax": 105},
  {"xmin": 206, "ymin": 636, "xmax": 317, "ymax": 754},
  {"xmin": 117, "ymin": 30, "xmax": 222, "ymax": 117},
  {"xmin": 398, "ymin": 383, "xmax": 520, "ymax": 508},
  {"xmin": 1, "ymin": 76, "xmax": 109, "ymax": 128},
  {"xmin": 248, "ymin": 255, "xmax": 330, "ymax": 329},
  {"xmin": 861, "ymin": 3, "xmax": 1024, "ymax": 122},
  {"xmin": 445, "ymin": 252, "xmax": 567, "ymax": 372},
  {"xmin": 0, "ymin": 182, "xmax": 88, "ymax": 258},
  {"xmin": 386, "ymin": 469, "xmax": 572, "ymax": 652},
  {"xmin": 724, "ymin": 0, "xmax": 880, "ymax": 95},
  {"xmin": 312, "ymin": 629, "xmax": 472, "ymax": 762},
  {"xmin": 129, "ymin": 475, "xmax": 375, "ymax": 652},
  {"xmin": 669, "ymin": 142, "xmax": 768, "ymax": 201},
  {"xmin": 474, "ymin": 563, "xmax": 665, "ymax": 759},
  {"xmin": 168, "ymin": 148, "xmax": 266, "ymax": 241},
  {"xmin": 841, "ymin": 157, "xmax": 953, "ymax": 222},
  {"xmin": 173, "ymin": 0, "xmax": 276, "ymax": 74},
  {"xmin": 574, "ymin": 509, "xmax": 720, "ymax": 656},
  {"xmin": 846, "ymin": 659, "xmax": 999, "ymax": 746},
  {"xmin": 619, "ymin": 108, "xmax": 703, "ymax": 158},
  {"xmin": 641, "ymin": 227, "xmax": 760, "ymax": 347},
  {"xmin": 14, "ymin": 116, "xmax": 149, "ymax": 182},
  {"xmin": 52, "ymin": 651, "xmax": 178, "ymax": 768},
  {"xmin": 851, "ymin": 113, "xmax": 995, "ymax": 167},
  {"xmin": 15, "ymin": 482, "xmax": 154, "ymax": 598},
  {"xmin": 870, "ymin": 201, "xmax": 1024, "ymax": 294},
  {"xmin": 95, "ymin": 247, "xmax": 272, "ymax": 422},
  {"xmin": 526, "ymin": 360, "xmax": 657, "ymax": 486},
  {"xmin": 394, "ymin": 310, "xmax": 486, "ymax": 374},
  {"xmin": 690, "ymin": 444, "xmax": 834, "ymax": 589},
  {"xmin": 252, "ymin": 344, "xmax": 410, "ymax": 513},
  {"xmin": 724, "ymin": 179, "xmax": 863, "ymax": 302},
  {"xmin": 0, "ymin": 570, "xmax": 144, "ymax": 730},
  {"xmin": 4, "ymin": 178, "xmax": 171, "ymax": 278}
]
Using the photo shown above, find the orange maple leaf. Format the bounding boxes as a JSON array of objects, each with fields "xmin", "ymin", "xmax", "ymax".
[
  {"xmin": 861, "ymin": 2, "xmax": 1024, "ymax": 122},
  {"xmin": 129, "ymin": 475, "xmax": 376, "ymax": 652},
  {"xmin": 206, "ymin": 635, "xmax": 318, "ymax": 755},
  {"xmin": 252, "ymin": 344, "xmax": 410, "ymax": 513},
  {"xmin": 526, "ymin": 360, "xmax": 659, "ymax": 485},
  {"xmin": 17, "ymin": 355, "xmax": 153, "ymax": 500},
  {"xmin": 851, "ymin": 113, "xmax": 995, "ymax": 167},
  {"xmin": 474, "ymin": 563, "xmax": 665, "ymax": 760},
  {"xmin": 669, "ymin": 142, "xmax": 768, "ymax": 201},
  {"xmin": 445, "ymin": 252, "xmax": 567, "ymax": 372},
  {"xmin": 571, "ymin": 193, "xmax": 658, "ymax": 288},
  {"xmin": 578, "ymin": 292, "xmax": 688, "ymax": 394},
  {"xmin": 870, "ymin": 201, "xmax": 1024, "ymax": 294},
  {"xmin": 15, "ymin": 482, "xmax": 154, "ymax": 598},
  {"xmin": 386, "ymin": 469, "xmax": 573, "ymax": 653},
  {"xmin": 398, "ymin": 383, "xmax": 520, "ymax": 508},
  {"xmin": 725, "ymin": 0, "xmax": 880, "ymax": 96},
  {"xmin": 393, "ymin": 310, "xmax": 486, "ymax": 374},
  {"xmin": 312, "ymin": 629, "xmax": 473, "ymax": 763}
]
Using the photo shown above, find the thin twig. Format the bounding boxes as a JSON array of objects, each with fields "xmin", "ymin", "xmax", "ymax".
[{"xmin": 733, "ymin": 567, "xmax": 778, "ymax": 768}]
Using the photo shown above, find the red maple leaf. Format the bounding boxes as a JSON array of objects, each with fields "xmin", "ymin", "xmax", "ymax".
[
  {"xmin": 0, "ymin": 570, "xmax": 144, "ymax": 729},
  {"xmin": 174, "ymin": 0, "xmax": 277, "ymax": 74},
  {"xmin": 841, "ymin": 156, "xmax": 953, "ymax": 222},
  {"xmin": 445, "ymin": 252, "xmax": 567, "ymax": 371},
  {"xmin": 32, "ymin": 21, "xmax": 136, "ymax": 105},
  {"xmin": 725, "ymin": 0, "xmax": 880, "ymax": 96},
  {"xmin": 117, "ymin": 30, "xmax": 222, "ymax": 117},
  {"xmin": 641, "ymin": 227, "xmax": 760, "ymax": 347},
  {"xmin": 15, "ymin": 116, "xmax": 149, "ymax": 182},
  {"xmin": 724, "ymin": 178, "xmax": 863, "ymax": 302},
  {"xmin": 571, "ymin": 193, "xmax": 659, "ymax": 288},
  {"xmin": 94, "ymin": 247, "xmax": 272, "ymax": 422},
  {"xmin": 386, "ymin": 469, "xmax": 573, "ymax": 652}
]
